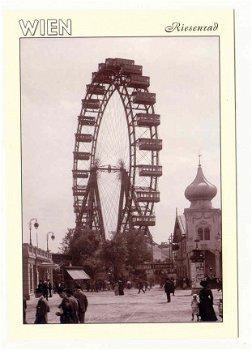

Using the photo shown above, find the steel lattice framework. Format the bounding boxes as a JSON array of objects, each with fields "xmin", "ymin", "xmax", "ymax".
[{"xmin": 73, "ymin": 58, "xmax": 162, "ymax": 241}]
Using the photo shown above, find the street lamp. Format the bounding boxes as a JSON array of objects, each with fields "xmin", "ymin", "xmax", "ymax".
[
  {"xmin": 194, "ymin": 237, "xmax": 199, "ymax": 250},
  {"xmin": 46, "ymin": 232, "xmax": 55, "ymax": 252},
  {"xmin": 29, "ymin": 218, "xmax": 39, "ymax": 245}
]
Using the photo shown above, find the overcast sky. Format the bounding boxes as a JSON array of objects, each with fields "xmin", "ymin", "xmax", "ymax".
[{"xmin": 21, "ymin": 36, "xmax": 220, "ymax": 252}]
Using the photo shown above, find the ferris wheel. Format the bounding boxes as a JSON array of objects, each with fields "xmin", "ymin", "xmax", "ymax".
[{"xmin": 73, "ymin": 58, "xmax": 162, "ymax": 241}]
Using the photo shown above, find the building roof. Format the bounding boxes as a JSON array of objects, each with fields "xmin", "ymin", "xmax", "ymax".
[
  {"xmin": 177, "ymin": 214, "xmax": 186, "ymax": 235},
  {"xmin": 184, "ymin": 164, "xmax": 217, "ymax": 207},
  {"xmin": 173, "ymin": 213, "xmax": 186, "ymax": 243}
]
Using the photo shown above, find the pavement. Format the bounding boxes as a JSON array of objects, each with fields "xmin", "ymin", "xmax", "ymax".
[{"xmin": 25, "ymin": 286, "xmax": 222, "ymax": 324}]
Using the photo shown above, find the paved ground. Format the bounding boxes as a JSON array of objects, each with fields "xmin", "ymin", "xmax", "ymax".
[{"xmin": 25, "ymin": 286, "xmax": 222, "ymax": 324}]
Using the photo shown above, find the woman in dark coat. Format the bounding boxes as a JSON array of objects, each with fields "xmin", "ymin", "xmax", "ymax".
[
  {"xmin": 198, "ymin": 280, "xmax": 218, "ymax": 321},
  {"xmin": 118, "ymin": 280, "xmax": 124, "ymax": 295}
]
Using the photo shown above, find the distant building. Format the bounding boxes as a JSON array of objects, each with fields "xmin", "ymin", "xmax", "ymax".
[
  {"xmin": 152, "ymin": 242, "xmax": 171, "ymax": 262},
  {"xmin": 173, "ymin": 162, "xmax": 222, "ymax": 284}
]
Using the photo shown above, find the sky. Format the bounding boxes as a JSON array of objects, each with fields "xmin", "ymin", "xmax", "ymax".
[{"xmin": 21, "ymin": 36, "xmax": 220, "ymax": 252}]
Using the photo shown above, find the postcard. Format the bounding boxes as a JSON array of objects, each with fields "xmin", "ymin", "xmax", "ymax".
[{"xmin": 2, "ymin": 5, "xmax": 245, "ymax": 349}]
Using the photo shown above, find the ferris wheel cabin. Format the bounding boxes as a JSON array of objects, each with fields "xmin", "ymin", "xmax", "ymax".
[
  {"xmin": 73, "ymin": 151, "xmax": 91, "ymax": 160},
  {"xmin": 72, "ymin": 186, "xmax": 87, "ymax": 196},
  {"xmin": 136, "ymin": 190, "xmax": 160, "ymax": 202},
  {"xmin": 82, "ymin": 98, "xmax": 100, "ymax": 109},
  {"xmin": 127, "ymin": 75, "xmax": 150, "ymax": 88},
  {"xmin": 121, "ymin": 64, "xmax": 142, "ymax": 75},
  {"xmin": 105, "ymin": 58, "xmax": 135, "ymax": 67},
  {"xmin": 138, "ymin": 138, "xmax": 162, "ymax": 151},
  {"xmin": 72, "ymin": 170, "xmax": 89, "ymax": 178},
  {"xmin": 133, "ymin": 92, "xmax": 156, "ymax": 105},
  {"xmin": 86, "ymin": 84, "xmax": 106, "ymax": 95},
  {"xmin": 78, "ymin": 116, "xmax": 96, "ymax": 126},
  {"xmin": 132, "ymin": 215, "xmax": 156, "ymax": 226},
  {"xmin": 75, "ymin": 133, "xmax": 93, "ymax": 142},
  {"xmin": 136, "ymin": 113, "xmax": 160, "ymax": 127},
  {"xmin": 139, "ymin": 165, "xmax": 162, "ymax": 177},
  {"xmin": 92, "ymin": 72, "xmax": 114, "ymax": 84}
]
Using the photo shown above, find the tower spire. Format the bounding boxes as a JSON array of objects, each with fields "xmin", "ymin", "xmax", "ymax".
[
  {"xmin": 198, "ymin": 153, "xmax": 202, "ymax": 166},
  {"xmin": 185, "ymin": 158, "xmax": 217, "ymax": 209}
]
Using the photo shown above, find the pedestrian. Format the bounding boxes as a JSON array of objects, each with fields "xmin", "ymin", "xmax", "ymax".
[
  {"xmin": 38, "ymin": 280, "xmax": 43, "ymax": 290},
  {"xmin": 48, "ymin": 280, "xmax": 53, "ymax": 297},
  {"xmin": 114, "ymin": 282, "xmax": 119, "ymax": 296},
  {"xmin": 73, "ymin": 284, "xmax": 88, "ymax": 323},
  {"xmin": 34, "ymin": 287, "xmax": 50, "ymax": 324},
  {"xmin": 126, "ymin": 280, "xmax": 131, "ymax": 289},
  {"xmin": 218, "ymin": 297, "xmax": 223, "ymax": 320},
  {"xmin": 65, "ymin": 288, "xmax": 79, "ymax": 323},
  {"xmin": 138, "ymin": 280, "xmax": 145, "ymax": 294},
  {"xmin": 118, "ymin": 280, "xmax": 124, "ymax": 295},
  {"xmin": 164, "ymin": 278, "xmax": 173, "ymax": 303},
  {"xmin": 42, "ymin": 280, "xmax": 49, "ymax": 300},
  {"xmin": 56, "ymin": 287, "xmax": 74, "ymax": 323},
  {"xmin": 172, "ymin": 278, "xmax": 176, "ymax": 295},
  {"xmin": 144, "ymin": 281, "xmax": 150, "ymax": 292},
  {"xmin": 217, "ymin": 285, "xmax": 223, "ymax": 320},
  {"xmin": 23, "ymin": 296, "xmax": 27, "ymax": 324},
  {"xmin": 191, "ymin": 294, "xmax": 200, "ymax": 321},
  {"xmin": 198, "ymin": 280, "xmax": 218, "ymax": 321}
]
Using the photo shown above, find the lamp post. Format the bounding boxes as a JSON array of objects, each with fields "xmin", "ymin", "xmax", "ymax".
[
  {"xmin": 29, "ymin": 218, "xmax": 39, "ymax": 246},
  {"xmin": 46, "ymin": 232, "xmax": 55, "ymax": 252}
]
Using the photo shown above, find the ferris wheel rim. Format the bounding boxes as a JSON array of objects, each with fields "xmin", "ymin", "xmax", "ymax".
[{"xmin": 73, "ymin": 58, "xmax": 161, "ymax": 237}]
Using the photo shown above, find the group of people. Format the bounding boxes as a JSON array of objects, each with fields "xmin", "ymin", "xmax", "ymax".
[
  {"xmin": 137, "ymin": 280, "xmax": 152, "ymax": 294},
  {"xmin": 34, "ymin": 284, "xmax": 88, "ymax": 324},
  {"xmin": 37, "ymin": 280, "xmax": 53, "ymax": 300},
  {"xmin": 32, "ymin": 277, "xmax": 221, "ymax": 324},
  {"xmin": 113, "ymin": 280, "xmax": 125, "ymax": 295},
  {"xmin": 191, "ymin": 280, "xmax": 219, "ymax": 322},
  {"xmin": 190, "ymin": 280, "xmax": 220, "ymax": 321},
  {"xmin": 163, "ymin": 278, "xmax": 220, "ymax": 321}
]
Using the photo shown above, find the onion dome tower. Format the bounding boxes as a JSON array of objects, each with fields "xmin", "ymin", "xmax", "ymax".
[{"xmin": 184, "ymin": 157, "xmax": 217, "ymax": 209}]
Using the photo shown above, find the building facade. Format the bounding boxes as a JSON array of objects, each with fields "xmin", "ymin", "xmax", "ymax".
[
  {"xmin": 23, "ymin": 243, "xmax": 57, "ymax": 299},
  {"xmin": 173, "ymin": 162, "xmax": 222, "ymax": 285}
]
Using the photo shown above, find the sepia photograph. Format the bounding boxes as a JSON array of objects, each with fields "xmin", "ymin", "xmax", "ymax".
[{"xmin": 21, "ymin": 36, "xmax": 222, "ymax": 324}]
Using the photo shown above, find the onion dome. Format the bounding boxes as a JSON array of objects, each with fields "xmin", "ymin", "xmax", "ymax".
[{"xmin": 185, "ymin": 163, "xmax": 217, "ymax": 209}]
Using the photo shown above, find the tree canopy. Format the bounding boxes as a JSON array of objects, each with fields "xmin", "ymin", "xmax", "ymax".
[{"xmin": 58, "ymin": 227, "xmax": 153, "ymax": 280}]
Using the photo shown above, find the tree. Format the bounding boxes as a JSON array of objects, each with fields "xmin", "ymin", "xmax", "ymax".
[
  {"xmin": 58, "ymin": 228, "xmax": 75, "ymax": 254},
  {"xmin": 58, "ymin": 227, "xmax": 152, "ymax": 280},
  {"xmin": 99, "ymin": 233, "xmax": 128, "ymax": 280},
  {"xmin": 69, "ymin": 228, "xmax": 101, "ymax": 266},
  {"xmin": 125, "ymin": 230, "xmax": 152, "ymax": 271}
]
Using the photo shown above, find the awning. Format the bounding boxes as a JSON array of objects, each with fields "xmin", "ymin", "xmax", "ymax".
[{"xmin": 66, "ymin": 269, "xmax": 90, "ymax": 280}]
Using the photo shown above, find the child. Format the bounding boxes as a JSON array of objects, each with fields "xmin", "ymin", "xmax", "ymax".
[{"xmin": 191, "ymin": 294, "xmax": 200, "ymax": 321}]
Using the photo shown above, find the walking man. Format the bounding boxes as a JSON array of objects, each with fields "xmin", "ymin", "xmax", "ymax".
[
  {"xmin": 138, "ymin": 280, "xmax": 145, "ymax": 294},
  {"xmin": 65, "ymin": 288, "xmax": 79, "ymax": 323},
  {"xmin": 34, "ymin": 287, "xmax": 50, "ymax": 323},
  {"xmin": 164, "ymin": 278, "xmax": 174, "ymax": 303},
  {"xmin": 74, "ymin": 284, "xmax": 88, "ymax": 323},
  {"xmin": 48, "ymin": 280, "xmax": 53, "ymax": 297}
]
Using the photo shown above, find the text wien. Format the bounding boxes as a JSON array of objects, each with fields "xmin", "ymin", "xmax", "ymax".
[{"xmin": 19, "ymin": 19, "xmax": 72, "ymax": 36}]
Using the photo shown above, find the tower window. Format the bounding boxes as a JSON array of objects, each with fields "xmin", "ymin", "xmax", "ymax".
[
  {"xmin": 197, "ymin": 227, "xmax": 203, "ymax": 240},
  {"xmin": 204, "ymin": 227, "xmax": 210, "ymax": 240}
]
